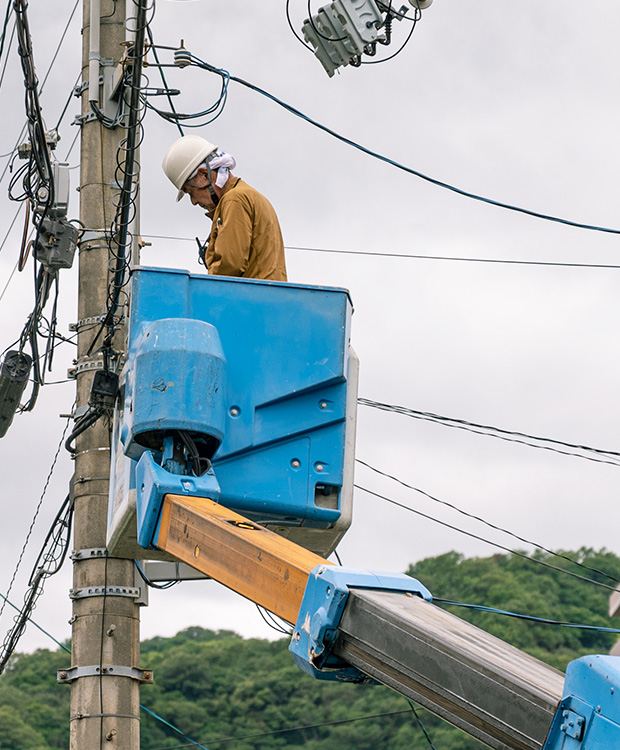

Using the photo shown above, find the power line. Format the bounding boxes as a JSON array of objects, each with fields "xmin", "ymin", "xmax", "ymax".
[
  {"xmin": 141, "ymin": 705, "xmax": 210, "ymax": 750},
  {"xmin": 356, "ymin": 458, "xmax": 620, "ymax": 586},
  {"xmin": 0, "ymin": 0, "xmax": 80, "ymax": 189},
  {"xmin": 145, "ymin": 26, "xmax": 184, "ymax": 137},
  {"xmin": 143, "ymin": 709, "xmax": 414, "ymax": 750},
  {"xmin": 435, "ymin": 598, "xmax": 620, "ymax": 633},
  {"xmin": 285, "ymin": 244, "xmax": 620, "ymax": 269},
  {"xmin": 407, "ymin": 700, "xmax": 439, "ymax": 750},
  {"xmin": 189, "ymin": 57, "xmax": 620, "ymax": 236},
  {"xmin": 358, "ymin": 398, "xmax": 620, "ymax": 467},
  {"xmin": 140, "ymin": 236, "xmax": 620, "ymax": 270},
  {"xmin": 0, "ymin": 491, "xmax": 73, "ymax": 674},
  {"xmin": 354, "ymin": 484, "xmax": 619, "ymax": 592},
  {"xmin": 55, "ymin": 70, "xmax": 81, "ymax": 131},
  {"xmin": 285, "ymin": 0, "xmax": 312, "ymax": 50},
  {"xmin": 0, "ymin": 589, "xmax": 70, "ymax": 653},
  {"xmin": 0, "ymin": 415, "xmax": 72, "ymax": 626}
]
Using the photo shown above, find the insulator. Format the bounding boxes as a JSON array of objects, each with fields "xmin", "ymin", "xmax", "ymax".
[{"xmin": 174, "ymin": 43, "xmax": 192, "ymax": 68}]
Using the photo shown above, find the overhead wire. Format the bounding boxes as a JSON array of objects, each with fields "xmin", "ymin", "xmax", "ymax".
[
  {"xmin": 407, "ymin": 700, "xmax": 439, "ymax": 750},
  {"xmin": 283, "ymin": 244, "xmax": 620, "ymax": 269},
  {"xmin": 0, "ymin": 414, "xmax": 72, "ymax": 626},
  {"xmin": 139, "ymin": 235, "xmax": 620, "ymax": 269},
  {"xmin": 358, "ymin": 398, "xmax": 620, "ymax": 467},
  {"xmin": 181, "ymin": 56, "xmax": 620, "ymax": 235},
  {"xmin": 285, "ymin": 0, "xmax": 312, "ymax": 50},
  {"xmin": 54, "ymin": 70, "xmax": 82, "ymax": 131},
  {"xmin": 435, "ymin": 599, "xmax": 620, "ymax": 634},
  {"xmin": 256, "ymin": 604, "xmax": 293, "ymax": 635},
  {"xmin": 356, "ymin": 458, "xmax": 620, "ymax": 586},
  {"xmin": 0, "ymin": 0, "xmax": 80, "ymax": 192},
  {"xmin": 140, "ymin": 705, "xmax": 210, "ymax": 750},
  {"xmin": 142, "ymin": 709, "xmax": 415, "ymax": 750},
  {"xmin": 145, "ymin": 25, "xmax": 184, "ymax": 136},
  {"xmin": 0, "ymin": 491, "xmax": 73, "ymax": 674},
  {"xmin": 134, "ymin": 560, "xmax": 179, "ymax": 590},
  {"xmin": 140, "ymin": 50, "xmax": 228, "ymax": 129},
  {"xmin": 354, "ymin": 484, "xmax": 619, "ymax": 592},
  {"xmin": 0, "ymin": 0, "xmax": 83, "ymax": 417},
  {"xmin": 0, "ymin": 19, "xmax": 14, "ymax": 90},
  {"xmin": 0, "ymin": 0, "xmax": 13, "ymax": 62},
  {"xmin": 0, "ymin": 589, "xmax": 70, "ymax": 653}
]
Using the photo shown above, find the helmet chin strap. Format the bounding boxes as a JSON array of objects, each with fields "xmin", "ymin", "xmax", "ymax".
[{"xmin": 205, "ymin": 163, "xmax": 219, "ymax": 207}]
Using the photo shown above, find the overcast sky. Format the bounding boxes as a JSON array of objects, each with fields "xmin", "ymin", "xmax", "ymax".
[{"xmin": 0, "ymin": 0, "xmax": 619, "ymax": 653}]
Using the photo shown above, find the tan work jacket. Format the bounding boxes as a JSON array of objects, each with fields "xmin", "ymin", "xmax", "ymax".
[{"xmin": 205, "ymin": 178, "xmax": 287, "ymax": 281}]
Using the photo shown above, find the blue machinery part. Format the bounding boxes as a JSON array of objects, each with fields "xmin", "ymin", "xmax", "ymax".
[
  {"xmin": 110, "ymin": 267, "xmax": 357, "ymax": 558},
  {"xmin": 289, "ymin": 565, "xmax": 432, "ymax": 682},
  {"xmin": 543, "ymin": 656, "xmax": 620, "ymax": 749}
]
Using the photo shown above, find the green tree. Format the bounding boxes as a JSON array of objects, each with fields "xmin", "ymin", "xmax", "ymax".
[{"xmin": 2, "ymin": 549, "xmax": 619, "ymax": 749}]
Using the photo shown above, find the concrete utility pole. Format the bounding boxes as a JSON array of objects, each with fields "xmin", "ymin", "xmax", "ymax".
[{"xmin": 67, "ymin": 1, "xmax": 144, "ymax": 747}]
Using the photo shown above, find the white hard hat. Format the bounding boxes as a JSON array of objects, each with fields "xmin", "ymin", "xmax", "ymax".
[{"xmin": 162, "ymin": 135, "xmax": 218, "ymax": 201}]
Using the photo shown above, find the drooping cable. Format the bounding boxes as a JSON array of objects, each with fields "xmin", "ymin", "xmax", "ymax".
[
  {"xmin": 434, "ymin": 598, "xmax": 620, "ymax": 634},
  {"xmin": 355, "ymin": 484, "xmax": 619, "ymax": 592},
  {"xmin": 140, "ymin": 235, "xmax": 620, "ymax": 269},
  {"xmin": 407, "ymin": 700, "xmax": 439, "ymax": 750},
  {"xmin": 4, "ymin": 0, "xmax": 64, "ymax": 415},
  {"xmin": 358, "ymin": 398, "xmax": 620, "ymax": 467},
  {"xmin": 285, "ymin": 0, "xmax": 312, "ymax": 50},
  {"xmin": 0, "ymin": 415, "xmax": 72, "ymax": 625},
  {"xmin": 0, "ymin": 491, "xmax": 73, "ymax": 674},
  {"xmin": 256, "ymin": 605, "xmax": 293, "ymax": 635},
  {"xmin": 142, "ymin": 709, "xmax": 415, "ymax": 750},
  {"xmin": 182, "ymin": 56, "xmax": 620, "ymax": 235},
  {"xmin": 134, "ymin": 560, "xmax": 179, "ymax": 590},
  {"xmin": 356, "ymin": 458, "xmax": 620, "ymax": 586},
  {"xmin": 145, "ymin": 25, "xmax": 183, "ymax": 136}
]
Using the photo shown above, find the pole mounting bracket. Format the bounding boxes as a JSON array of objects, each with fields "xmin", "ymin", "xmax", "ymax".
[
  {"xmin": 69, "ymin": 585, "xmax": 140, "ymax": 600},
  {"xmin": 69, "ymin": 315, "xmax": 107, "ymax": 332},
  {"xmin": 58, "ymin": 665, "xmax": 153, "ymax": 684},
  {"xmin": 70, "ymin": 547, "xmax": 108, "ymax": 561}
]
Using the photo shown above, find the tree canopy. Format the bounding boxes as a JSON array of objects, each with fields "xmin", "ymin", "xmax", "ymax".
[{"xmin": 1, "ymin": 548, "xmax": 618, "ymax": 749}]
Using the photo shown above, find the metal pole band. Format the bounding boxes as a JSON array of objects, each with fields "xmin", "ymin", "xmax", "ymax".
[
  {"xmin": 58, "ymin": 665, "xmax": 153, "ymax": 683},
  {"xmin": 70, "ymin": 547, "xmax": 109, "ymax": 560},
  {"xmin": 69, "ymin": 585, "xmax": 141, "ymax": 599}
]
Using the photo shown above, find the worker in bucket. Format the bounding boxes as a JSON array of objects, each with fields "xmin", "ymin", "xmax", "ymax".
[{"xmin": 162, "ymin": 135, "xmax": 287, "ymax": 281}]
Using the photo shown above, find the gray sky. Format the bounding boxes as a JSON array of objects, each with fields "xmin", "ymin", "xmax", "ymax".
[{"xmin": 0, "ymin": 0, "xmax": 619, "ymax": 653}]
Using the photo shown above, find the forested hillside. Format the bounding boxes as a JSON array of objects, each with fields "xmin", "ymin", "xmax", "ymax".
[{"xmin": 1, "ymin": 548, "xmax": 619, "ymax": 750}]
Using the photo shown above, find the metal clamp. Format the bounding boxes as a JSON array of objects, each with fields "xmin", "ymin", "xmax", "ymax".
[
  {"xmin": 68, "ymin": 354, "xmax": 120, "ymax": 380},
  {"xmin": 69, "ymin": 314, "xmax": 107, "ymax": 332},
  {"xmin": 69, "ymin": 585, "xmax": 141, "ymax": 600},
  {"xmin": 58, "ymin": 665, "xmax": 153, "ymax": 684},
  {"xmin": 78, "ymin": 230, "xmax": 111, "ymax": 252},
  {"xmin": 74, "ymin": 112, "xmax": 98, "ymax": 125},
  {"xmin": 70, "ymin": 547, "xmax": 108, "ymax": 561},
  {"xmin": 289, "ymin": 565, "xmax": 432, "ymax": 682},
  {"xmin": 68, "ymin": 355, "xmax": 105, "ymax": 379},
  {"xmin": 74, "ymin": 80, "xmax": 88, "ymax": 96}
]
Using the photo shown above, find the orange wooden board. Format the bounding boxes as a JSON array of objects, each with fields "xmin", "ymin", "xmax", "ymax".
[{"xmin": 156, "ymin": 494, "xmax": 331, "ymax": 624}]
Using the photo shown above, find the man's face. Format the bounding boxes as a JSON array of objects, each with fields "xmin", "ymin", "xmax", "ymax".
[{"xmin": 182, "ymin": 169, "xmax": 216, "ymax": 211}]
